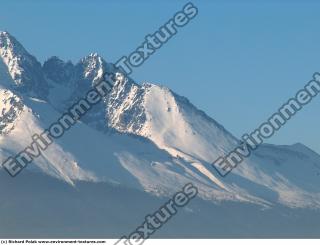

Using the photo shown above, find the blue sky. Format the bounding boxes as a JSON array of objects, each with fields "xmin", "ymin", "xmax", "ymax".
[{"xmin": 1, "ymin": 0, "xmax": 319, "ymax": 153}]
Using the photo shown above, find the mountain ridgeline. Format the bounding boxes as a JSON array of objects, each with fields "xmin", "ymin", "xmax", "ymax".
[{"xmin": 1, "ymin": 31, "xmax": 320, "ymax": 211}]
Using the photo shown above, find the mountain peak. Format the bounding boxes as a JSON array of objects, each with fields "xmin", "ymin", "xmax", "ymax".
[
  {"xmin": 0, "ymin": 31, "xmax": 12, "ymax": 42},
  {"xmin": 43, "ymin": 56, "xmax": 74, "ymax": 85},
  {"xmin": 0, "ymin": 31, "xmax": 9, "ymax": 40},
  {"xmin": 0, "ymin": 32, "xmax": 48, "ymax": 98},
  {"xmin": 77, "ymin": 53, "xmax": 107, "ymax": 83},
  {"xmin": 81, "ymin": 52, "xmax": 103, "ymax": 63},
  {"xmin": 0, "ymin": 31, "xmax": 27, "ymax": 55}
]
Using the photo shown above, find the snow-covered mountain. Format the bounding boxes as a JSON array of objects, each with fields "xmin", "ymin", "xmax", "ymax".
[{"xmin": 1, "ymin": 31, "xmax": 320, "ymax": 211}]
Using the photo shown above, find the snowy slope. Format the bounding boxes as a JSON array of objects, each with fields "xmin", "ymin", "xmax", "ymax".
[
  {"xmin": 0, "ymin": 96, "xmax": 97, "ymax": 185},
  {"xmin": 106, "ymin": 75, "xmax": 320, "ymax": 208},
  {"xmin": 0, "ymin": 91, "xmax": 265, "ymax": 205},
  {"xmin": 108, "ymin": 81, "xmax": 239, "ymax": 162}
]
